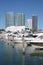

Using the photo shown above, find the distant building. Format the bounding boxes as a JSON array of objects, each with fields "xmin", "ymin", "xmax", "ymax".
[
  {"xmin": 32, "ymin": 15, "xmax": 38, "ymax": 31},
  {"xmin": 27, "ymin": 19, "xmax": 32, "ymax": 30},
  {"xmin": 16, "ymin": 13, "xmax": 25, "ymax": 26},
  {"xmin": 5, "ymin": 12, "xmax": 15, "ymax": 27}
]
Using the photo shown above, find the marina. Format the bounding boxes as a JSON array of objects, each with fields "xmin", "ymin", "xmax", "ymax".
[
  {"xmin": 0, "ymin": 27, "xmax": 43, "ymax": 65},
  {"xmin": 0, "ymin": 0, "xmax": 43, "ymax": 65}
]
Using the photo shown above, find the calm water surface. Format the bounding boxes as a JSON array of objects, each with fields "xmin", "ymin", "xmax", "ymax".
[{"xmin": 0, "ymin": 41, "xmax": 43, "ymax": 65}]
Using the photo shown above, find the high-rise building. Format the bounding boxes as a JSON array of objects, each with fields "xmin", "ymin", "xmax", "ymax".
[
  {"xmin": 32, "ymin": 15, "xmax": 38, "ymax": 31},
  {"xmin": 5, "ymin": 12, "xmax": 15, "ymax": 27},
  {"xmin": 27, "ymin": 19, "xmax": 32, "ymax": 30},
  {"xmin": 16, "ymin": 13, "xmax": 25, "ymax": 26},
  {"xmin": 27, "ymin": 15, "xmax": 38, "ymax": 31}
]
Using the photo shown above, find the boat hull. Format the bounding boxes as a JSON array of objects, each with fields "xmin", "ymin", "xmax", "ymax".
[
  {"xmin": 31, "ymin": 44, "xmax": 43, "ymax": 50},
  {"xmin": 30, "ymin": 42, "xmax": 43, "ymax": 46}
]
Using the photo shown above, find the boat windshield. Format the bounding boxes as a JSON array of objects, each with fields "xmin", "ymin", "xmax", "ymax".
[
  {"xmin": 38, "ymin": 35, "xmax": 43, "ymax": 39},
  {"xmin": 13, "ymin": 32, "xmax": 18, "ymax": 34},
  {"xmin": 24, "ymin": 34, "xmax": 34, "ymax": 37}
]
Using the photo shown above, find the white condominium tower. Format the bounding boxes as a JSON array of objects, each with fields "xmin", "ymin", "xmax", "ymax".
[
  {"xmin": 27, "ymin": 19, "xmax": 32, "ymax": 30},
  {"xmin": 16, "ymin": 13, "xmax": 25, "ymax": 26}
]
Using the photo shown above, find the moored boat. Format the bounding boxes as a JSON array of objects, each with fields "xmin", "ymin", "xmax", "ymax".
[{"xmin": 30, "ymin": 33, "xmax": 43, "ymax": 50}]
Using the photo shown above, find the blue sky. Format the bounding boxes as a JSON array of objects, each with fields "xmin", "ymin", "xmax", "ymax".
[{"xmin": 0, "ymin": 0, "xmax": 43, "ymax": 29}]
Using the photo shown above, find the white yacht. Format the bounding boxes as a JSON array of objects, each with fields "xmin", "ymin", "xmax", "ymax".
[
  {"xmin": 30, "ymin": 33, "xmax": 43, "ymax": 49},
  {"xmin": 23, "ymin": 32, "xmax": 35, "ymax": 42},
  {"xmin": 13, "ymin": 32, "xmax": 36, "ymax": 43},
  {"xmin": 13, "ymin": 32, "xmax": 23, "ymax": 43},
  {"xmin": 14, "ymin": 36, "xmax": 22, "ymax": 43}
]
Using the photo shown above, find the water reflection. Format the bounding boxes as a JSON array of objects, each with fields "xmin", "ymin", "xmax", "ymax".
[
  {"xmin": 0, "ymin": 41, "xmax": 43, "ymax": 65},
  {"xmin": 4, "ymin": 43, "xmax": 22, "ymax": 65},
  {"xmin": 22, "ymin": 54, "xmax": 25, "ymax": 65},
  {"xmin": 4, "ymin": 43, "xmax": 14, "ymax": 65}
]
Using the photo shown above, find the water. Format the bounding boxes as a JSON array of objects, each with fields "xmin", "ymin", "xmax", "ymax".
[{"xmin": 0, "ymin": 41, "xmax": 43, "ymax": 65}]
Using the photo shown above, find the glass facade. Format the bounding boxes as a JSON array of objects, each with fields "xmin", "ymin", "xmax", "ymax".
[
  {"xmin": 16, "ymin": 13, "xmax": 25, "ymax": 26},
  {"xmin": 5, "ymin": 12, "xmax": 15, "ymax": 27}
]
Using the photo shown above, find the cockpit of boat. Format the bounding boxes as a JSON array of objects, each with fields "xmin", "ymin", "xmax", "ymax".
[{"xmin": 23, "ymin": 34, "xmax": 37, "ymax": 38}]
